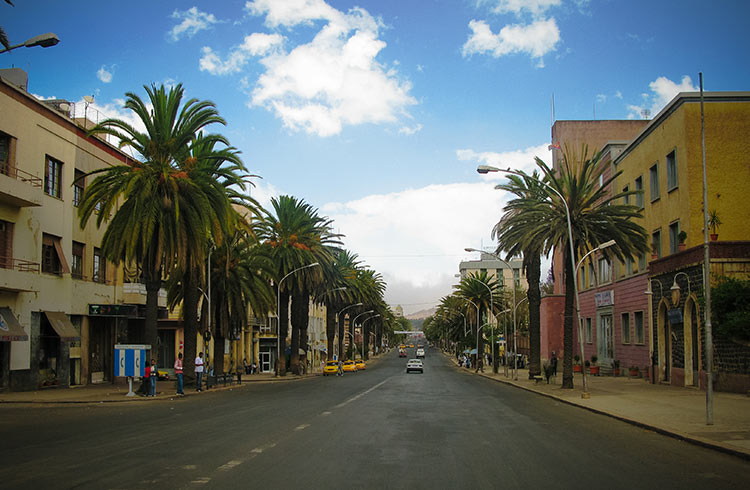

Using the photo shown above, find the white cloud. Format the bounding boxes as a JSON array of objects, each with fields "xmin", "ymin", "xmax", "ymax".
[
  {"xmin": 596, "ymin": 93, "xmax": 606, "ymax": 103},
  {"xmin": 96, "ymin": 65, "xmax": 114, "ymax": 83},
  {"xmin": 398, "ymin": 123, "xmax": 422, "ymax": 135},
  {"xmin": 615, "ymin": 90, "xmax": 623, "ymax": 99},
  {"xmin": 490, "ymin": 0, "xmax": 561, "ymax": 17},
  {"xmin": 462, "ymin": 18, "xmax": 560, "ymax": 61},
  {"xmin": 170, "ymin": 7, "xmax": 220, "ymax": 41},
  {"xmin": 626, "ymin": 75, "xmax": 698, "ymax": 119},
  {"xmin": 200, "ymin": 0, "xmax": 417, "ymax": 136},
  {"xmin": 456, "ymin": 143, "xmax": 553, "ymax": 180}
]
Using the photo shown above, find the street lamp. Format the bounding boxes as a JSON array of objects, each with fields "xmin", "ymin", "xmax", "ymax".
[
  {"xmin": 362, "ymin": 314, "xmax": 381, "ymax": 358},
  {"xmin": 0, "ymin": 32, "xmax": 60, "ymax": 54},
  {"xmin": 350, "ymin": 310, "xmax": 374, "ymax": 359},
  {"xmin": 336, "ymin": 303, "xmax": 363, "ymax": 360},
  {"xmin": 465, "ymin": 247, "xmax": 515, "ymax": 378},
  {"xmin": 462, "ymin": 298, "xmax": 481, "ymax": 369},
  {"xmin": 276, "ymin": 262, "xmax": 320, "ymax": 376},
  {"xmin": 478, "ymin": 165, "xmax": 588, "ymax": 397},
  {"xmin": 644, "ymin": 279, "xmax": 663, "ymax": 385},
  {"xmin": 462, "ymin": 267, "xmax": 495, "ymax": 374},
  {"xmin": 573, "ymin": 239, "xmax": 617, "ymax": 395}
]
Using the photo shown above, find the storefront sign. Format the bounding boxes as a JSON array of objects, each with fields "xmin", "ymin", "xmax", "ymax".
[
  {"xmin": 668, "ymin": 308, "xmax": 683, "ymax": 324},
  {"xmin": 89, "ymin": 304, "xmax": 139, "ymax": 317},
  {"xmin": 595, "ymin": 290, "xmax": 615, "ymax": 307}
]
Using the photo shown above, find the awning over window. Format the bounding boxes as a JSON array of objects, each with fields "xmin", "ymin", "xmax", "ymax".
[
  {"xmin": 43, "ymin": 311, "xmax": 79, "ymax": 341},
  {"xmin": 0, "ymin": 307, "xmax": 28, "ymax": 342}
]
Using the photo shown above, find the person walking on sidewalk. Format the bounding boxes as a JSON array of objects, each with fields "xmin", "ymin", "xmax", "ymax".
[
  {"xmin": 195, "ymin": 352, "xmax": 204, "ymax": 392},
  {"xmin": 149, "ymin": 359, "xmax": 158, "ymax": 397},
  {"xmin": 174, "ymin": 353, "xmax": 184, "ymax": 395},
  {"xmin": 140, "ymin": 361, "xmax": 151, "ymax": 396}
]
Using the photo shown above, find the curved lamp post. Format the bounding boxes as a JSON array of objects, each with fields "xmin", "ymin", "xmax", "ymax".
[
  {"xmin": 336, "ymin": 303, "xmax": 363, "ymax": 359},
  {"xmin": 276, "ymin": 262, "xmax": 320, "ymax": 376},
  {"xmin": 362, "ymin": 314, "xmax": 381, "ymax": 358},
  {"xmin": 0, "ymin": 32, "xmax": 60, "ymax": 54},
  {"xmin": 350, "ymin": 310, "xmax": 374, "ymax": 359}
]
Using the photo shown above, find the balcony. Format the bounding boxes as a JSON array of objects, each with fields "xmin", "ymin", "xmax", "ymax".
[
  {"xmin": 0, "ymin": 256, "xmax": 40, "ymax": 292},
  {"xmin": 0, "ymin": 163, "xmax": 42, "ymax": 207},
  {"xmin": 121, "ymin": 282, "xmax": 167, "ymax": 307}
]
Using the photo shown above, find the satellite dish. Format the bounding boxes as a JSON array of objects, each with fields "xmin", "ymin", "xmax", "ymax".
[
  {"xmin": 59, "ymin": 103, "xmax": 70, "ymax": 112},
  {"xmin": 83, "ymin": 95, "xmax": 94, "ymax": 104}
]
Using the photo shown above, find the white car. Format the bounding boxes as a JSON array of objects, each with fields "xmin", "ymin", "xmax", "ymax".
[
  {"xmin": 416, "ymin": 348, "xmax": 425, "ymax": 358},
  {"xmin": 406, "ymin": 359, "xmax": 424, "ymax": 373}
]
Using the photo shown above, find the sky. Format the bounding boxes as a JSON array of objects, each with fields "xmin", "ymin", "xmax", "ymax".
[{"xmin": 3, "ymin": 0, "xmax": 749, "ymax": 314}]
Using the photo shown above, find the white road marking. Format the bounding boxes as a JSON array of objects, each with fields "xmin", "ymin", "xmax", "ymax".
[
  {"xmin": 321, "ymin": 411, "xmax": 332, "ymax": 416},
  {"xmin": 294, "ymin": 424, "xmax": 310, "ymax": 431},
  {"xmin": 182, "ymin": 465, "xmax": 197, "ymax": 470},
  {"xmin": 335, "ymin": 378, "xmax": 390, "ymax": 409},
  {"xmin": 191, "ymin": 477, "xmax": 211, "ymax": 484},
  {"xmin": 218, "ymin": 460, "xmax": 243, "ymax": 471}
]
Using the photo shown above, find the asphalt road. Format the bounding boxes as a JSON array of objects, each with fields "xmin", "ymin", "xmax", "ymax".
[{"xmin": 1, "ymin": 347, "xmax": 749, "ymax": 489}]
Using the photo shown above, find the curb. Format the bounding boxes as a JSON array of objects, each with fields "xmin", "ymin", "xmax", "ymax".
[{"xmin": 440, "ymin": 351, "xmax": 750, "ymax": 462}]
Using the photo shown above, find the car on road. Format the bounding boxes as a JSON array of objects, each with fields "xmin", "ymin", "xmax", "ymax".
[
  {"xmin": 323, "ymin": 361, "xmax": 339, "ymax": 376},
  {"xmin": 355, "ymin": 359, "xmax": 366, "ymax": 370},
  {"xmin": 406, "ymin": 359, "xmax": 423, "ymax": 373},
  {"xmin": 416, "ymin": 348, "xmax": 425, "ymax": 358},
  {"xmin": 399, "ymin": 349, "xmax": 407, "ymax": 357},
  {"xmin": 342, "ymin": 360, "xmax": 358, "ymax": 372}
]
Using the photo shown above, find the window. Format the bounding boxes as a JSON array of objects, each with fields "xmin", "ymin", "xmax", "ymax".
[
  {"xmin": 598, "ymin": 257, "xmax": 612, "ymax": 283},
  {"xmin": 72, "ymin": 241, "xmax": 84, "ymax": 280},
  {"xmin": 44, "ymin": 155, "xmax": 63, "ymax": 198},
  {"xmin": 649, "ymin": 163, "xmax": 660, "ymax": 201},
  {"xmin": 513, "ymin": 268, "xmax": 520, "ymax": 287},
  {"xmin": 588, "ymin": 262, "xmax": 595, "ymax": 287},
  {"xmin": 585, "ymin": 318, "xmax": 593, "ymax": 343},
  {"xmin": 0, "ymin": 131, "xmax": 15, "ymax": 176},
  {"xmin": 635, "ymin": 176, "xmax": 644, "ymax": 208},
  {"xmin": 652, "ymin": 230, "xmax": 661, "ymax": 259},
  {"xmin": 621, "ymin": 312, "xmax": 631, "ymax": 344},
  {"xmin": 42, "ymin": 233, "xmax": 69, "ymax": 275},
  {"xmin": 622, "ymin": 185, "xmax": 630, "ymax": 205},
  {"xmin": 93, "ymin": 247, "xmax": 106, "ymax": 283},
  {"xmin": 0, "ymin": 219, "xmax": 13, "ymax": 269},
  {"xmin": 666, "ymin": 150, "xmax": 678, "ymax": 191},
  {"xmin": 669, "ymin": 222, "xmax": 680, "ymax": 254},
  {"xmin": 73, "ymin": 170, "xmax": 85, "ymax": 207},
  {"xmin": 625, "ymin": 256, "xmax": 633, "ymax": 275},
  {"xmin": 638, "ymin": 252, "xmax": 646, "ymax": 270},
  {"xmin": 634, "ymin": 311, "xmax": 645, "ymax": 344}
]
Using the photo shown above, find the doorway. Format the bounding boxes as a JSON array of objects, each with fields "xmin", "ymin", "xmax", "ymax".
[
  {"xmin": 597, "ymin": 312, "xmax": 614, "ymax": 364},
  {"xmin": 259, "ymin": 350, "xmax": 271, "ymax": 373}
]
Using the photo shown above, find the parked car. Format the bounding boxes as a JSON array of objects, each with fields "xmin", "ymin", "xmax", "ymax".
[
  {"xmin": 157, "ymin": 370, "xmax": 169, "ymax": 381},
  {"xmin": 406, "ymin": 359, "xmax": 423, "ymax": 373},
  {"xmin": 355, "ymin": 359, "xmax": 366, "ymax": 370},
  {"xmin": 342, "ymin": 360, "xmax": 358, "ymax": 372},
  {"xmin": 323, "ymin": 361, "xmax": 339, "ymax": 376}
]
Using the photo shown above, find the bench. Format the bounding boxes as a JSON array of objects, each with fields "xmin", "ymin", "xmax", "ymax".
[
  {"xmin": 206, "ymin": 373, "xmax": 238, "ymax": 389},
  {"xmin": 532, "ymin": 375, "xmax": 545, "ymax": 385}
]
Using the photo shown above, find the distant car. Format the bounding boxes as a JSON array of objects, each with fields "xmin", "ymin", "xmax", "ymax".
[
  {"xmin": 416, "ymin": 348, "xmax": 425, "ymax": 358},
  {"xmin": 409, "ymin": 344, "xmax": 415, "ymax": 348},
  {"xmin": 323, "ymin": 361, "xmax": 339, "ymax": 376},
  {"xmin": 342, "ymin": 360, "xmax": 358, "ymax": 372},
  {"xmin": 355, "ymin": 359, "xmax": 366, "ymax": 370},
  {"xmin": 399, "ymin": 349, "xmax": 407, "ymax": 357},
  {"xmin": 406, "ymin": 359, "xmax": 423, "ymax": 373},
  {"xmin": 157, "ymin": 370, "xmax": 169, "ymax": 381}
]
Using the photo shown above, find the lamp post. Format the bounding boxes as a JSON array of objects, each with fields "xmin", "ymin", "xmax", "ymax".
[
  {"xmin": 644, "ymin": 279, "xmax": 663, "ymax": 384},
  {"xmin": 336, "ymin": 303, "xmax": 363, "ymax": 360},
  {"xmin": 462, "ymin": 298, "xmax": 481, "ymax": 370},
  {"xmin": 350, "ymin": 310, "xmax": 374, "ymax": 359},
  {"xmin": 463, "ymin": 267, "xmax": 495, "ymax": 374},
  {"xmin": 362, "ymin": 314, "xmax": 381, "ymax": 358},
  {"xmin": 0, "ymin": 32, "xmax": 60, "ymax": 54},
  {"xmin": 465, "ymin": 248, "xmax": 514, "ymax": 378},
  {"xmin": 276, "ymin": 262, "xmax": 320, "ymax": 376},
  {"xmin": 478, "ymin": 165, "xmax": 588, "ymax": 397},
  {"xmin": 572, "ymin": 239, "xmax": 616, "ymax": 395}
]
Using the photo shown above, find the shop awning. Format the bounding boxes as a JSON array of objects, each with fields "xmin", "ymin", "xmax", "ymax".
[
  {"xmin": 43, "ymin": 311, "xmax": 80, "ymax": 341},
  {"xmin": 0, "ymin": 307, "xmax": 28, "ymax": 342}
]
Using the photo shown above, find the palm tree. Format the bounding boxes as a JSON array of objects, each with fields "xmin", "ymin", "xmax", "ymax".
[
  {"xmin": 493, "ymin": 170, "xmax": 549, "ymax": 379},
  {"xmin": 79, "ymin": 83, "xmax": 228, "ymax": 353},
  {"xmin": 454, "ymin": 271, "xmax": 500, "ymax": 371},
  {"xmin": 506, "ymin": 147, "xmax": 649, "ymax": 388},
  {"xmin": 254, "ymin": 196, "xmax": 341, "ymax": 375},
  {"xmin": 314, "ymin": 248, "xmax": 357, "ymax": 360}
]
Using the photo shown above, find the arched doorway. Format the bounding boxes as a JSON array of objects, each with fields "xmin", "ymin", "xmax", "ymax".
[
  {"xmin": 657, "ymin": 299, "xmax": 671, "ymax": 382},
  {"xmin": 683, "ymin": 296, "xmax": 701, "ymax": 388}
]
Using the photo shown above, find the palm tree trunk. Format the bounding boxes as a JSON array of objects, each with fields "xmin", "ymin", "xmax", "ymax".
[
  {"xmin": 277, "ymin": 290, "xmax": 290, "ymax": 375},
  {"xmin": 213, "ymin": 334, "xmax": 224, "ymax": 376},
  {"xmin": 562, "ymin": 245, "xmax": 575, "ymax": 389},
  {"xmin": 338, "ymin": 313, "xmax": 346, "ymax": 360},
  {"xmin": 527, "ymin": 253, "xmax": 542, "ymax": 378},
  {"xmin": 326, "ymin": 303, "xmax": 337, "ymax": 360},
  {"xmin": 290, "ymin": 291, "xmax": 310, "ymax": 375},
  {"xmin": 144, "ymin": 271, "xmax": 161, "ymax": 361},
  {"xmin": 183, "ymin": 268, "xmax": 199, "ymax": 386},
  {"xmin": 363, "ymin": 323, "xmax": 370, "ymax": 360}
]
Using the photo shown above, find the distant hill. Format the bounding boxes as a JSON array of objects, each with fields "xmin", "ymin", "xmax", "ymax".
[{"xmin": 405, "ymin": 307, "xmax": 436, "ymax": 320}]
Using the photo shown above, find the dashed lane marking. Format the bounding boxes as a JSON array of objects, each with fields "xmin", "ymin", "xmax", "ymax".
[
  {"xmin": 321, "ymin": 411, "xmax": 332, "ymax": 416},
  {"xmin": 294, "ymin": 424, "xmax": 310, "ymax": 431},
  {"xmin": 191, "ymin": 477, "xmax": 211, "ymax": 484},
  {"xmin": 335, "ymin": 378, "xmax": 390, "ymax": 409},
  {"xmin": 218, "ymin": 460, "xmax": 243, "ymax": 471}
]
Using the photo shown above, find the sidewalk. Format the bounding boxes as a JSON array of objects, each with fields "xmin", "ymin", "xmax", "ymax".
[
  {"xmin": 454, "ymin": 356, "xmax": 750, "ymax": 460},
  {"xmin": 0, "ymin": 372, "xmax": 313, "ymax": 404}
]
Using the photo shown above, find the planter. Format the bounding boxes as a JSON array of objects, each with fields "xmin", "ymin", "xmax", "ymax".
[
  {"xmin": 629, "ymin": 369, "xmax": 639, "ymax": 377},
  {"xmin": 678, "ymin": 243, "xmax": 686, "ymax": 251},
  {"xmin": 589, "ymin": 365, "xmax": 600, "ymax": 376},
  {"xmin": 573, "ymin": 364, "xmax": 582, "ymax": 373},
  {"xmin": 613, "ymin": 368, "xmax": 620, "ymax": 377},
  {"xmin": 710, "ymin": 234, "xmax": 718, "ymax": 241}
]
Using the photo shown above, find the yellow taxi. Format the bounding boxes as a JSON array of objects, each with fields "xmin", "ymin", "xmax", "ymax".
[
  {"xmin": 342, "ymin": 360, "xmax": 358, "ymax": 372},
  {"xmin": 355, "ymin": 359, "xmax": 366, "ymax": 370},
  {"xmin": 409, "ymin": 344, "xmax": 415, "ymax": 348},
  {"xmin": 323, "ymin": 360, "xmax": 339, "ymax": 376}
]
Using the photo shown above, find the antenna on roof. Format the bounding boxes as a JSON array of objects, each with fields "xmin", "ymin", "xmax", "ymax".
[{"xmin": 641, "ymin": 108, "xmax": 650, "ymax": 119}]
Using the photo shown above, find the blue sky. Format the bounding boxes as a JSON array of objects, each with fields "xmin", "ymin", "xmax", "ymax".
[{"xmin": 4, "ymin": 0, "xmax": 749, "ymax": 313}]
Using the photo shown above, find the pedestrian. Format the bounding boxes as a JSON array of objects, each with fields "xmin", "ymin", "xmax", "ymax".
[
  {"xmin": 149, "ymin": 358, "xmax": 158, "ymax": 397},
  {"xmin": 550, "ymin": 351, "xmax": 558, "ymax": 377},
  {"xmin": 337, "ymin": 360, "xmax": 344, "ymax": 376},
  {"xmin": 174, "ymin": 353, "xmax": 184, "ymax": 395},
  {"xmin": 141, "ymin": 360, "xmax": 151, "ymax": 396},
  {"xmin": 251, "ymin": 362, "xmax": 257, "ymax": 374},
  {"xmin": 195, "ymin": 352, "xmax": 204, "ymax": 392},
  {"xmin": 243, "ymin": 358, "xmax": 249, "ymax": 375}
]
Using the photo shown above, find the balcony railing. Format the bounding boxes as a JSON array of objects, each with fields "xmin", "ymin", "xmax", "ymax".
[
  {"xmin": 0, "ymin": 256, "xmax": 41, "ymax": 273},
  {"xmin": 0, "ymin": 163, "xmax": 43, "ymax": 188}
]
